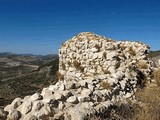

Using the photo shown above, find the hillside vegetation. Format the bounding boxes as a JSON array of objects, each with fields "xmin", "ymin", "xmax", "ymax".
[
  {"xmin": 0, "ymin": 52, "xmax": 57, "ymax": 79},
  {"xmin": 0, "ymin": 53, "xmax": 58, "ymax": 107}
]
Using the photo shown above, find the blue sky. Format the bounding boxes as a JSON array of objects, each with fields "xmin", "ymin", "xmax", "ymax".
[{"xmin": 0, "ymin": 0, "xmax": 160, "ymax": 55}]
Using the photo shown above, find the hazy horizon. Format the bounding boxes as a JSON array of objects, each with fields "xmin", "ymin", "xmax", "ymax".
[{"xmin": 0, "ymin": 0, "xmax": 160, "ymax": 54}]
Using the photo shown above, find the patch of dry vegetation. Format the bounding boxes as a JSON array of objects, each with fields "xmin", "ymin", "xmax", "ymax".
[
  {"xmin": 94, "ymin": 44, "xmax": 101, "ymax": 52},
  {"xmin": 137, "ymin": 60, "xmax": 148, "ymax": 69},
  {"xmin": 67, "ymin": 61, "xmax": 71, "ymax": 66},
  {"xmin": 152, "ymin": 68, "xmax": 160, "ymax": 86},
  {"xmin": 120, "ymin": 44, "xmax": 126, "ymax": 50},
  {"xmin": 79, "ymin": 66, "xmax": 84, "ymax": 72},
  {"xmin": 61, "ymin": 62, "xmax": 66, "ymax": 70},
  {"xmin": 131, "ymin": 68, "xmax": 160, "ymax": 120},
  {"xmin": 56, "ymin": 71, "xmax": 64, "ymax": 81},
  {"xmin": 89, "ymin": 68, "xmax": 160, "ymax": 120},
  {"xmin": 128, "ymin": 47, "xmax": 136, "ymax": 56},
  {"xmin": 73, "ymin": 60, "xmax": 81, "ymax": 69},
  {"xmin": 100, "ymin": 81, "xmax": 112, "ymax": 90},
  {"xmin": 133, "ymin": 86, "xmax": 160, "ymax": 120},
  {"xmin": 111, "ymin": 45, "xmax": 116, "ymax": 50},
  {"xmin": 103, "ymin": 52, "xmax": 107, "ymax": 59},
  {"xmin": 87, "ymin": 103, "xmax": 133, "ymax": 120},
  {"xmin": 102, "ymin": 69, "xmax": 111, "ymax": 74}
]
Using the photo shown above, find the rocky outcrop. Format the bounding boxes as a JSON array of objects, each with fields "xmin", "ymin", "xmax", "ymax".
[{"xmin": 2, "ymin": 32, "xmax": 153, "ymax": 120}]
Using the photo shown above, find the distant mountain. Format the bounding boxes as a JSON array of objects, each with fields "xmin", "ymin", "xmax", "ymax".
[
  {"xmin": 149, "ymin": 50, "xmax": 160, "ymax": 58},
  {"xmin": 0, "ymin": 52, "xmax": 57, "ymax": 58},
  {"xmin": 148, "ymin": 50, "xmax": 160, "ymax": 67},
  {"xmin": 0, "ymin": 52, "xmax": 58, "ymax": 80},
  {"xmin": 40, "ymin": 54, "xmax": 58, "ymax": 60},
  {"xmin": 0, "ymin": 52, "xmax": 16, "ymax": 56}
]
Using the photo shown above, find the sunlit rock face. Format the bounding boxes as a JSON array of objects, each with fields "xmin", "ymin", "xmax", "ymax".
[
  {"xmin": 59, "ymin": 32, "xmax": 152, "ymax": 91},
  {"xmin": 2, "ymin": 32, "xmax": 153, "ymax": 120}
]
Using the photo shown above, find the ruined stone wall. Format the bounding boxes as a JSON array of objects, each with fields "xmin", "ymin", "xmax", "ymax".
[
  {"xmin": 59, "ymin": 32, "xmax": 152, "ymax": 86},
  {"xmin": 1, "ymin": 32, "xmax": 153, "ymax": 120}
]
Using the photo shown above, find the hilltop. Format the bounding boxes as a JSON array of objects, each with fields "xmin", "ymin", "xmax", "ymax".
[{"xmin": 0, "ymin": 32, "xmax": 160, "ymax": 120}]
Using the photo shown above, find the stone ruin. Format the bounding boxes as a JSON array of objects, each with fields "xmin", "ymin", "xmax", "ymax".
[{"xmin": 0, "ymin": 32, "xmax": 153, "ymax": 120}]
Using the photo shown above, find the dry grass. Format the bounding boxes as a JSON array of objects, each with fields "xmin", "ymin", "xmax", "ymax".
[
  {"xmin": 87, "ymin": 103, "xmax": 133, "ymax": 120},
  {"xmin": 61, "ymin": 62, "xmax": 66, "ymax": 70},
  {"xmin": 106, "ymin": 39, "xmax": 115, "ymax": 42},
  {"xmin": 78, "ymin": 38, "xmax": 83, "ymax": 42},
  {"xmin": 86, "ymin": 79, "xmax": 160, "ymax": 120},
  {"xmin": 100, "ymin": 81, "xmax": 112, "ymax": 90},
  {"xmin": 152, "ymin": 68, "xmax": 160, "ymax": 86},
  {"xmin": 120, "ymin": 44, "xmax": 126, "ymax": 50},
  {"xmin": 79, "ymin": 66, "xmax": 84, "ymax": 72},
  {"xmin": 103, "ymin": 69, "xmax": 111, "ymax": 74},
  {"xmin": 94, "ymin": 44, "xmax": 101, "ymax": 52},
  {"xmin": 103, "ymin": 52, "xmax": 107, "ymax": 59},
  {"xmin": 137, "ymin": 60, "xmax": 148, "ymax": 69},
  {"xmin": 67, "ymin": 61, "xmax": 71, "ymax": 67},
  {"xmin": 73, "ymin": 60, "xmax": 81, "ymax": 69},
  {"xmin": 87, "ymin": 69, "xmax": 160, "ymax": 120},
  {"xmin": 56, "ymin": 71, "xmax": 64, "ymax": 81},
  {"xmin": 133, "ymin": 85, "xmax": 160, "ymax": 120},
  {"xmin": 128, "ymin": 47, "xmax": 136, "ymax": 56},
  {"xmin": 112, "ymin": 45, "xmax": 116, "ymax": 50}
]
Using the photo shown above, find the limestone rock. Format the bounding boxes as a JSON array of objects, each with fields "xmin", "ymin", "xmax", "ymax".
[
  {"xmin": 10, "ymin": 98, "xmax": 22, "ymax": 109},
  {"xmin": 48, "ymin": 84, "xmax": 59, "ymax": 91},
  {"xmin": 65, "ymin": 81, "xmax": 76, "ymax": 90},
  {"xmin": 4, "ymin": 105, "xmax": 12, "ymax": 112},
  {"xmin": 88, "ymin": 84, "xmax": 94, "ymax": 91},
  {"xmin": 8, "ymin": 109, "xmax": 21, "ymax": 120},
  {"xmin": 107, "ymin": 51, "xmax": 118, "ymax": 60},
  {"xmin": 53, "ymin": 111, "xmax": 64, "ymax": 120},
  {"xmin": 34, "ymin": 104, "xmax": 54, "ymax": 118},
  {"xmin": 67, "ymin": 96, "xmax": 78, "ymax": 104},
  {"xmin": 29, "ymin": 93, "xmax": 43, "ymax": 101},
  {"xmin": 59, "ymin": 83, "xmax": 65, "ymax": 91},
  {"xmin": 32, "ymin": 101, "xmax": 44, "ymax": 111},
  {"xmin": 21, "ymin": 101, "xmax": 32, "ymax": 115},
  {"xmin": 41, "ymin": 88, "xmax": 53, "ymax": 97},
  {"xmin": 54, "ymin": 92, "xmax": 64, "ymax": 101},
  {"xmin": 58, "ymin": 102, "xmax": 65, "ymax": 110},
  {"xmin": 98, "ymin": 74, "xmax": 108, "ymax": 80},
  {"xmin": 23, "ymin": 114, "xmax": 38, "ymax": 120},
  {"xmin": 81, "ymin": 89, "xmax": 92, "ymax": 97}
]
